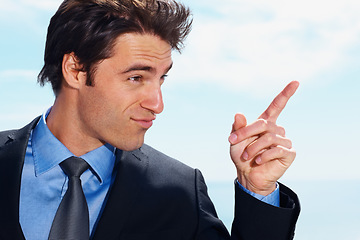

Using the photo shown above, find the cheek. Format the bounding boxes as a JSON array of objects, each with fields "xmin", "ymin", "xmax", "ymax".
[
  {"xmin": 78, "ymin": 88, "xmax": 111, "ymax": 126},
  {"xmin": 78, "ymin": 80, "xmax": 144, "ymax": 128},
  {"xmin": 81, "ymin": 90, "xmax": 132, "ymax": 129}
]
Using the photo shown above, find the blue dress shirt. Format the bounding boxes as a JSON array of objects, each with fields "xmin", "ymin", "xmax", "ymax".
[
  {"xmin": 19, "ymin": 108, "xmax": 279, "ymax": 239},
  {"xmin": 19, "ymin": 110, "xmax": 116, "ymax": 240},
  {"xmin": 238, "ymin": 181, "xmax": 280, "ymax": 207}
]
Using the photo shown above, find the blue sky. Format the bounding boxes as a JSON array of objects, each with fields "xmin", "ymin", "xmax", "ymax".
[
  {"xmin": 1, "ymin": 0, "xmax": 360, "ymax": 239},
  {"xmin": 0, "ymin": 0, "xmax": 359, "ymax": 184}
]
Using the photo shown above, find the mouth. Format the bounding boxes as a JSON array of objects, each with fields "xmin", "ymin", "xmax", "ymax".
[{"xmin": 131, "ymin": 116, "xmax": 156, "ymax": 129}]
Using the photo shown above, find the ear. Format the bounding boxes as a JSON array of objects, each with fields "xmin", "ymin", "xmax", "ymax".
[{"xmin": 62, "ymin": 53, "xmax": 86, "ymax": 90}]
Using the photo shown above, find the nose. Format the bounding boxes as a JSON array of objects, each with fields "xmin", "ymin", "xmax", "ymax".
[{"xmin": 141, "ymin": 84, "xmax": 164, "ymax": 114}]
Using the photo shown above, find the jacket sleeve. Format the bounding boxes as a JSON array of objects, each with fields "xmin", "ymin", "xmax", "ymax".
[
  {"xmin": 231, "ymin": 182, "xmax": 300, "ymax": 240},
  {"xmin": 194, "ymin": 169, "xmax": 231, "ymax": 240},
  {"xmin": 194, "ymin": 169, "xmax": 300, "ymax": 240}
]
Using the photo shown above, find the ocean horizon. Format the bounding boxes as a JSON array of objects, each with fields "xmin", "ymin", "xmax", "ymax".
[{"xmin": 207, "ymin": 179, "xmax": 360, "ymax": 240}]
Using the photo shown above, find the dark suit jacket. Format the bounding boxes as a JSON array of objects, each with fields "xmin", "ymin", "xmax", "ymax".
[{"xmin": 0, "ymin": 117, "xmax": 300, "ymax": 240}]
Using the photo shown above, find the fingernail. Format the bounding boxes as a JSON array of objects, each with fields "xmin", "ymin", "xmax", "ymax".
[
  {"xmin": 229, "ymin": 133, "xmax": 237, "ymax": 144},
  {"xmin": 255, "ymin": 156, "xmax": 262, "ymax": 164},
  {"xmin": 242, "ymin": 151, "xmax": 248, "ymax": 160}
]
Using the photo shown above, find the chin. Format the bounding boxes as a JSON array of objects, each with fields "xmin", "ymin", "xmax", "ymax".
[
  {"xmin": 112, "ymin": 137, "xmax": 144, "ymax": 151},
  {"xmin": 122, "ymin": 144, "xmax": 143, "ymax": 151}
]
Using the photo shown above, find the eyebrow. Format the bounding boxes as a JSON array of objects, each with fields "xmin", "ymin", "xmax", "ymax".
[
  {"xmin": 123, "ymin": 65, "xmax": 153, "ymax": 73},
  {"xmin": 166, "ymin": 63, "xmax": 173, "ymax": 73},
  {"xmin": 123, "ymin": 62, "xmax": 173, "ymax": 75}
]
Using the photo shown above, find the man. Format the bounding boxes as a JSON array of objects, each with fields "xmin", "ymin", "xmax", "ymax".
[{"xmin": 0, "ymin": 0, "xmax": 300, "ymax": 239}]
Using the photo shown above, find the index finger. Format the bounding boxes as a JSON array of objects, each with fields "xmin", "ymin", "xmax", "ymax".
[{"xmin": 259, "ymin": 81, "xmax": 299, "ymax": 122}]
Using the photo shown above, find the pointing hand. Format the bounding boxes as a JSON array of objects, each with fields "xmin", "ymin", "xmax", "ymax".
[{"xmin": 229, "ymin": 81, "xmax": 299, "ymax": 195}]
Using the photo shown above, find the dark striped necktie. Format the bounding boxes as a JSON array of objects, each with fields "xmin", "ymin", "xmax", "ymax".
[{"xmin": 48, "ymin": 156, "xmax": 90, "ymax": 240}]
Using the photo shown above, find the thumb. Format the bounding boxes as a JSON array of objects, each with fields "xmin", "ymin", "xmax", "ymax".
[
  {"xmin": 229, "ymin": 113, "xmax": 247, "ymax": 144},
  {"xmin": 232, "ymin": 113, "xmax": 247, "ymax": 132}
]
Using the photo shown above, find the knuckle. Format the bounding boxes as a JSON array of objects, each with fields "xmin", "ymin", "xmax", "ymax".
[
  {"xmin": 277, "ymin": 147, "xmax": 285, "ymax": 156},
  {"xmin": 237, "ymin": 128, "xmax": 247, "ymax": 139},
  {"xmin": 258, "ymin": 119, "xmax": 268, "ymax": 130},
  {"xmin": 246, "ymin": 144, "xmax": 258, "ymax": 158},
  {"xmin": 287, "ymin": 148, "xmax": 296, "ymax": 162},
  {"xmin": 266, "ymin": 133, "xmax": 274, "ymax": 143},
  {"xmin": 271, "ymin": 99, "xmax": 281, "ymax": 110},
  {"xmin": 288, "ymin": 139, "xmax": 293, "ymax": 148},
  {"xmin": 278, "ymin": 126, "xmax": 286, "ymax": 136}
]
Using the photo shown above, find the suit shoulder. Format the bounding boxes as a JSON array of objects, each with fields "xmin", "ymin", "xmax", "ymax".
[
  {"xmin": 138, "ymin": 144, "xmax": 201, "ymax": 186},
  {"xmin": 137, "ymin": 144, "xmax": 202, "ymax": 204},
  {"xmin": 0, "ymin": 117, "xmax": 40, "ymax": 146},
  {"xmin": 0, "ymin": 129, "xmax": 17, "ymax": 146},
  {"xmin": 0, "ymin": 129, "xmax": 16, "ymax": 137},
  {"xmin": 140, "ymin": 144, "xmax": 195, "ymax": 172}
]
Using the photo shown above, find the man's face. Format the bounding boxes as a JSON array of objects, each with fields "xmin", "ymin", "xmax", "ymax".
[{"xmin": 77, "ymin": 33, "xmax": 172, "ymax": 151}]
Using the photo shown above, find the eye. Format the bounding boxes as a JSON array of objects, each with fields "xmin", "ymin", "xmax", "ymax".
[
  {"xmin": 159, "ymin": 75, "xmax": 168, "ymax": 85},
  {"xmin": 161, "ymin": 74, "xmax": 168, "ymax": 81},
  {"xmin": 128, "ymin": 76, "xmax": 142, "ymax": 82}
]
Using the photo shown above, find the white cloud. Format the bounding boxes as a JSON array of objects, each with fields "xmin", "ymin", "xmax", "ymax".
[
  {"xmin": 173, "ymin": 0, "xmax": 360, "ymax": 96},
  {"xmin": 21, "ymin": 0, "xmax": 62, "ymax": 11},
  {"xmin": 0, "ymin": 0, "xmax": 61, "ymax": 12},
  {"xmin": 0, "ymin": 0, "xmax": 62, "ymax": 36},
  {"xmin": 0, "ymin": 105, "xmax": 49, "ymax": 131},
  {"xmin": 0, "ymin": 69, "xmax": 38, "ymax": 81}
]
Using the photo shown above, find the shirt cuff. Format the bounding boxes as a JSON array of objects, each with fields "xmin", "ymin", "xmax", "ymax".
[{"xmin": 236, "ymin": 180, "xmax": 280, "ymax": 207}]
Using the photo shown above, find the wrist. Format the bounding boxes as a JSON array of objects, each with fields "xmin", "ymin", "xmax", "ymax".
[
  {"xmin": 236, "ymin": 180, "xmax": 280, "ymax": 207},
  {"xmin": 237, "ymin": 174, "xmax": 277, "ymax": 196}
]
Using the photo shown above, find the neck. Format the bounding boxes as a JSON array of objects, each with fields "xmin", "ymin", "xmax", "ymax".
[{"xmin": 46, "ymin": 92, "xmax": 104, "ymax": 156}]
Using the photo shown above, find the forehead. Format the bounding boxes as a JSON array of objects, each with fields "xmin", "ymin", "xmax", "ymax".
[{"xmin": 112, "ymin": 33, "xmax": 172, "ymax": 63}]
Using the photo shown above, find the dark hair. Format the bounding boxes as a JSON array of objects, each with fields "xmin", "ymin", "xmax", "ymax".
[{"xmin": 38, "ymin": 0, "xmax": 192, "ymax": 96}]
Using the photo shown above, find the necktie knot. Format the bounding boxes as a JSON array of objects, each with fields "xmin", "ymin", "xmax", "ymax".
[{"xmin": 60, "ymin": 156, "xmax": 89, "ymax": 177}]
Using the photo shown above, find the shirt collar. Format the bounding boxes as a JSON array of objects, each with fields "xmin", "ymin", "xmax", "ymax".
[{"xmin": 32, "ymin": 108, "xmax": 116, "ymax": 184}]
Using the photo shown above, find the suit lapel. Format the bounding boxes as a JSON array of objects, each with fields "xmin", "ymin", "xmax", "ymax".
[
  {"xmin": 92, "ymin": 147, "xmax": 149, "ymax": 240},
  {"xmin": 0, "ymin": 117, "xmax": 40, "ymax": 240}
]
